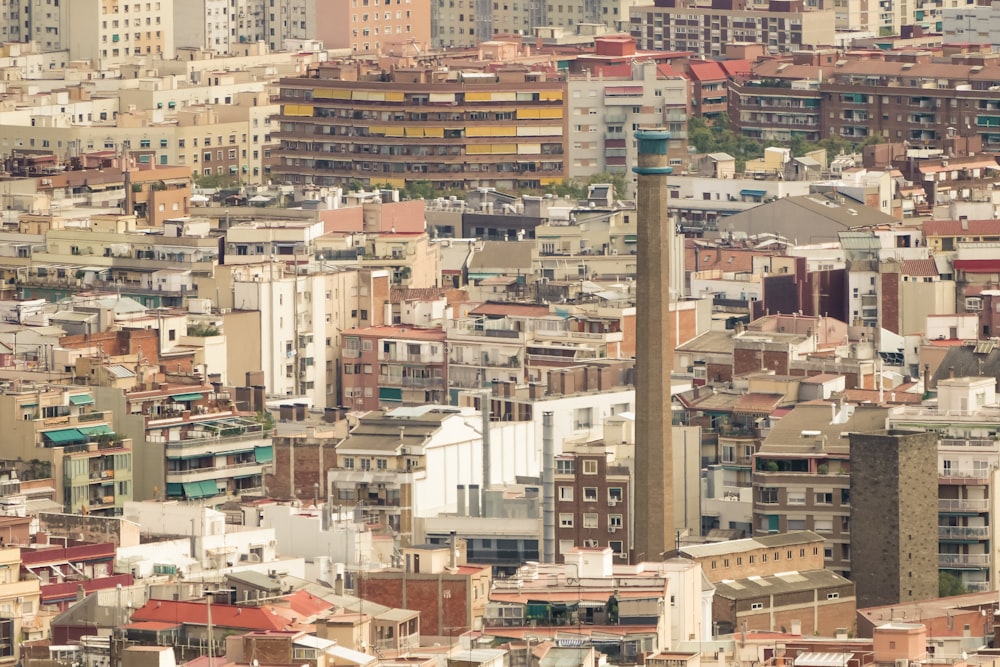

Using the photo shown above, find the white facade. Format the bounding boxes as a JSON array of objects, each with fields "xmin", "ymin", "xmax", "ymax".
[{"xmin": 258, "ymin": 503, "xmax": 377, "ymax": 568}]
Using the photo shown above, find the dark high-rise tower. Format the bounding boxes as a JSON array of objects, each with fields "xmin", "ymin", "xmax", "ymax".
[
  {"xmin": 632, "ymin": 129, "xmax": 675, "ymax": 561},
  {"xmin": 850, "ymin": 430, "xmax": 938, "ymax": 608}
]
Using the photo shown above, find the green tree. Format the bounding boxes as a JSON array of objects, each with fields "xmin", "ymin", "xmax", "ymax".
[
  {"xmin": 939, "ymin": 571, "xmax": 969, "ymax": 597},
  {"xmin": 187, "ymin": 322, "xmax": 221, "ymax": 337}
]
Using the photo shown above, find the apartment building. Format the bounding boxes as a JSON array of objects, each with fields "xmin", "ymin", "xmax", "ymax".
[
  {"xmin": 752, "ymin": 401, "xmax": 893, "ymax": 578},
  {"xmin": 943, "ymin": 2, "xmax": 1000, "ymax": 51},
  {"xmin": 0, "ymin": 93, "xmax": 278, "ymax": 185},
  {"xmin": 887, "ymin": 376, "xmax": 1000, "ymax": 594},
  {"xmin": 431, "ymin": 0, "xmax": 634, "ymax": 47},
  {"xmin": 554, "ymin": 444, "xmax": 632, "ymax": 561},
  {"xmin": 330, "ymin": 406, "xmax": 536, "ymax": 544},
  {"xmin": 629, "ymin": 0, "xmax": 835, "ymax": 59},
  {"xmin": 341, "ymin": 326, "xmax": 447, "ymax": 411},
  {"xmin": 733, "ymin": 51, "xmax": 1000, "ymax": 154},
  {"xmin": 0, "ymin": 548, "xmax": 42, "ymax": 663},
  {"xmin": 1, "ymin": 0, "xmax": 175, "ymax": 60},
  {"xmin": 273, "ymin": 58, "xmax": 568, "ymax": 191},
  {"xmin": 565, "ymin": 51, "xmax": 689, "ymax": 183},
  {"xmin": 174, "ymin": 0, "xmax": 431, "ymax": 54},
  {"xmin": 0, "ymin": 384, "xmax": 133, "ymax": 515}
]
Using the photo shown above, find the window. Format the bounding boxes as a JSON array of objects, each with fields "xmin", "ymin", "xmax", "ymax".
[
  {"xmin": 582, "ymin": 459, "xmax": 598, "ymax": 474},
  {"xmin": 759, "ymin": 487, "xmax": 778, "ymax": 504},
  {"xmin": 815, "ymin": 518, "xmax": 833, "ymax": 532},
  {"xmin": 788, "ymin": 519, "xmax": 806, "ymax": 530},
  {"xmin": 608, "ymin": 487, "xmax": 623, "ymax": 504},
  {"xmin": 827, "ymin": 592, "xmax": 840, "ymax": 600},
  {"xmin": 556, "ymin": 459, "xmax": 575, "ymax": 474},
  {"xmin": 559, "ymin": 486, "xmax": 574, "ymax": 501},
  {"xmin": 559, "ymin": 539, "xmax": 574, "ymax": 554},
  {"xmin": 750, "ymin": 602, "xmax": 764, "ymax": 610},
  {"xmin": 815, "ymin": 492, "xmax": 833, "ymax": 505},
  {"xmin": 582, "ymin": 513, "xmax": 598, "ymax": 528},
  {"xmin": 574, "ymin": 407, "xmax": 592, "ymax": 429},
  {"xmin": 342, "ymin": 457, "xmax": 354, "ymax": 469},
  {"xmin": 583, "ymin": 487, "xmax": 598, "ymax": 501},
  {"xmin": 609, "ymin": 514, "xmax": 622, "ymax": 528},
  {"xmin": 787, "ymin": 489, "xmax": 805, "ymax": 505},
  {"xmin": 559, "ymin": 513, "xmax": 574, "ymax": 527}
]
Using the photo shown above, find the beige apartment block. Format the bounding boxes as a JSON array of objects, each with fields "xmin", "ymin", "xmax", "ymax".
[
  {"xmin": 431, "ymin": 0, "xmax": 637, "ymax": 48},
  {"xmin": 0, "ymin": 94, "xmax": 278, "ymax": 184},
  {"xmin": 68, "ymin": 0, "xmax": 176, "ymax": 65}
]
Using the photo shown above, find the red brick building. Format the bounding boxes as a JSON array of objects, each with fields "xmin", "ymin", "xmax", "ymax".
[
  {"xmin": 358, "ymin": 544, "xmax": 491, "ymax": 636},
  {"xmin": 554, "ymin": 446, "xmax": 631, "ymax": 563},
  {"xmin": 342, "ymin": 326, "xmax": 447, "ymax": 411}
]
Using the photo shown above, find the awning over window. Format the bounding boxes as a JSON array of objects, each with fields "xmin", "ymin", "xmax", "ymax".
[
  {"xmin": 69, "ymin": 394, "xmax": 94, "ymax": 405},
  {"xmin": 740, "ymin": 189, "xmax": 767, "ymax": 198},
  {"xmin": 183, "ymin": 480, "xmax": 219, "ymax": 499},
  {"xmin": 379, "ymin": 387, "xmax": 403, "ymax": 402},
  {"xmin": 42, "ymin": 429, "xmax": 87, "ymax": 445},
  {"xmin": 254, "ymin": 446, "xmax": 273, "ymax": 464},
  {"xmin": 171, "ymin": 393, "xmax": 204, "ymax": 402}
]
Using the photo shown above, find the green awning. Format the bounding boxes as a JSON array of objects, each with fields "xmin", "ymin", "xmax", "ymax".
[
  {"xmin": 254, "ymin": 446, "xmax": 273, "ymax": 463},
  {"xmin": 166, "ymin": 483, "xmax": 183, "ymax": 497},
  {"xmin": 183, "ymin": 480, "xmax": 219, "ymax": 499},
  {"xmin": 171, "ymin": 393, "xmax": 204, "ymax": 402},
  {"xmin": 379, "ymin": 387, "xmax": 403, "ymax": 402},
  {"xmin": 20, "ymin": 402, "xmax": 37, "ymax": 408},
  {"xmin": 42, "ymin": 428, "xmax": 87, "ymax": 445},
  {"xmin": 79, "ymin": 424, "xmax": 114, "ymax": 437},
  {"xmin": 623, "ymin": 234, "xmax": 638, "ymax": 243},
  {"xmin": 69, "ymin": 394, "xmax": 94, "ymax": 405}
]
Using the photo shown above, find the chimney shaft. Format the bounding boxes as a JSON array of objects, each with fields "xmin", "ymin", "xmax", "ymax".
[{"xmin": 632, "ymin": 128, "xmax": 676, "ymax": 561}]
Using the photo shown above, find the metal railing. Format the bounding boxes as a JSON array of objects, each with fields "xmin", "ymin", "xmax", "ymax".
[{"xmin": 938, "ymin": 526, "xmax": 989, "ymax": 540}]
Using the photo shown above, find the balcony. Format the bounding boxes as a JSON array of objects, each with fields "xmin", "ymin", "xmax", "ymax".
[
  {"xmin": 940, "ymin": 438, "xmax": 997, "ymax": 449},
  {"xmin": 965, "ymin": 581, "xmax": 992, "ymax": 592},
  {"xmin": 166, "ymin": 460, "xmax": 267, "ymax": 484},
  {"xmin": 938, "ymin": 553, "xmax": 990, "ymax": 568},
  {"xmin": 939, "ymin": 499, "xmax": 989, "ymax": 513},
  {"xmin": 382, "ymin": 376, "xmax": 445, "ymax": 389},
  {"xmin": 533, "ymin": 328, "xmax": 624, "ymax": 343},
  {"xmin": 939, "ymin": 470, "xmax": 990, "ymax": 485},
  {"xmin": 938, "ymin": 526, "xmax": 989, "ymax": 541}
]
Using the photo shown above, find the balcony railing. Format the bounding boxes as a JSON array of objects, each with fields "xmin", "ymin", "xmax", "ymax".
[
  {"xmin": 939, "ymin": 499, "xmax": 989, "ymax": 513},
  {"xmin": 938, "ymin": 526, "xmax": 990, "ymax": 540},
  {"xmin": 938, "ymin": 553, "xmax": 990, "ymax": 568},
  {"xmin": 940, "ymin": 470, "xmax": 990, "ymax": 484},
  {"xmin": 940, "ymin": 438, "xmax": 997, "ymax": 449}
]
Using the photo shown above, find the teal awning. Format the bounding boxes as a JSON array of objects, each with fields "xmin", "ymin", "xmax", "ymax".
[
  {"xmin": 183, "ymin": 480, "xmax": 219, "ymax": 499},
  {"xmin": 171, "ymin": 392, "xmax": 204, "ymax": 402},
  {"xmin": 166, "ymin": 482, "xmax": 183, "ymax": 497},
  {"xmin": 42, "ymin": 428, "xmax": 87, "ymax": 445},
  {"xmin": 379, "ymin": 387, "xmax": 403, "ymax": 402},
  {"xmin": 254, "ymin": 446, "xmax": 273, "ymax": 463},
  {"xmin": 79, "ymin": 424, "xmax": 114, "ymax": 437},
  {"xmin": 740, "ymin": 189, "xmax": 767, "ymax": 197},
  {"xmin": 20, "ymin": 402, "xmax": 37, "ymax": 408},
  {"xmin": 69, "ymin": 394, "xmax": 94, "ymax": 405},
  {"xmin": 623, "ymin": 234, "xmax": 638, "ymax": 243}
]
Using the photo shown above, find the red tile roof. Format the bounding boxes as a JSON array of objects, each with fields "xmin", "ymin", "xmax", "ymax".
[
  {"xmin": 719, "ymin": 59, "xmax": 752, "ymax": 78},
  {"xmin": 922, "ymin": 219, "xmax": 1000, "ymax": 237},
  {"xmin": 899, "ymin": 258, "xmax": 939, "ymax": 277},
  {"xmin": 687, "ymin": 61, "xmax": 727, "ymax": 82},
  {"xmin": 285, "ymin": 590, "xmax": 334, "ymax": 619},
  {"xmin": 130, "ymin": 600, "xmax": 294, "ymax": 631}
]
